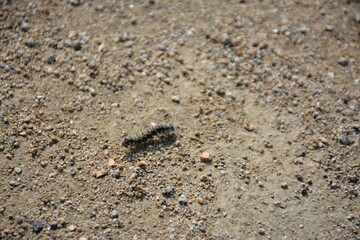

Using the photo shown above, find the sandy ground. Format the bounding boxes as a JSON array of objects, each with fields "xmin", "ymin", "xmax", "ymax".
[{"xmin": 0, "ymin": 0, "xmax": 359, "ymax": 239}]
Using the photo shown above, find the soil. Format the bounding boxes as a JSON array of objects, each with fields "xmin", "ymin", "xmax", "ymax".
[{"xmin": 0, "ymin": 0, "xmax": 359, "ymax": 239}]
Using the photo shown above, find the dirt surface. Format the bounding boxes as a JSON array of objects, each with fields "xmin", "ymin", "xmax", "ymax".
[{"xmin": 1, "ymin": 0, "xmax": 359, "ymax": 239}]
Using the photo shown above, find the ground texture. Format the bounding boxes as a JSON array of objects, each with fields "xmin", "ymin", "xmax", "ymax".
[{"xmin": 0, "ymin": 0, "xmax": 359, "ymax": 239}]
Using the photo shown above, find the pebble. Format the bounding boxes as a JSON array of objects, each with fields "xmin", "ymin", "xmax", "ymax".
[
  {"xmin": 162, "ymin": 186, "xmax": 175, "ymax": 197},
  {"xmin": 47, "ymin": 56, "xmax": 56, "ymax": 64},
  {"xmin": 178, "ymin": 194, "xmax": 188, "ymax": 205},
  {"xmin": 69, "ymin": 0, "xmax": 83, "ymax": 6},
  {"xmin": 200, "ymin": 152, "xmax": 212, "ymax": 163},
  {"xmin": 215, "ymin": 87, "xmax": 226, "ymax": 96},
  {"xmin": 73, "ymin": 41, "xmax": 82, "ymax": 51},
  {"xmin": 171, "ymin": 96, "xmax": 180, "ymax": 103},
  {"xmin": 24, "ymin": 38, "xmax": 37, "ymax": 48},
  {"xmin": 68, "ymin": 224, "xmax": 77, "ymax": 231},
  {"xmin": 281, "ymin": 182, "xmax": 288, "ymax": 189},
  {"xmin": 356, "ymin": 13, "xmax": 360, "ymax": 23},
  {"xmin": 89, "ymin": 88, "xmax": 96, "ymax": 96},
  {"xmin": 258, "ymin": 228, "xmax": 266, "ymax": 235},
  {"xmin": 295, "ymin": 174, "xmax": 304, "ymax": 182},
  {"xmin": 111, "ymin": 171, "xmax": 120, "ymax": 179},
  {"xmin": 244, "ymin": 123, "xmax": 256, "ymax": 131},
  {"xmin": 20, "ymin": 22, "xmax": 30, "ymax": 32},
  {"xmin": 325, "ymin": 25, "xmax": 334, "ymax": 32},
  {"xmin": 5, "ymin": 64, "xmax": 16, "ymax": 73},
  {"xmin": 92, "ymin": 169, "xmax": 108, "ymax": 178},
  {"xmin": 137, "ymin": 161, "xmax": 148, "ymax": 167},
  {"xmin": 108, "ymin": 158, "xmax": 116, "ymax": 167},
  {"xmin": 339, "ymin": 134, "xmax": 352, "ymax": 145},
  {"xmin": 15, "ymin": 215, "xmax": 23, "ymax": 224},
  {"xmin": 50, "ymin": 221, "xmax": 58, "ymax": 230},
  {"xmin": 45, "ymin": 125, "xmax": 54, "ymax": 131},
  {"xmin": 110, "ymin": 210, "xmax": 119, "ymax": 219},
  {"xmin": 14, "ymin": 167, "xmax": 22, "ymax": 174},
  {"xmin": 338, "ymin": 58, "xmax": 349, "ymax": 67},
  {"xmin": 31, "ymin": 220, "xmax": 44, "ymax": 233}
]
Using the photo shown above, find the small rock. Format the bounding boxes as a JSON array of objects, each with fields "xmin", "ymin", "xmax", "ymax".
[
  {"xmin": 130, "ymin": 17, "xmax": 137, "ymax": 25},
  {"xmin": 295, "ymin": 174, "xmax": 304, "ymax": 182},
  {"xmin": 162, "ymin": 186, "xmax": 175, "ymax": 197},
  {"xmin": 111, "ymin": 171, "xmax": 120, "ymax": 179},
  {"xmin": 69, "ymin": 0, "xmax": 83, "ymax": 6},
  {"xmin": 45, "ymin": 67, "xmax": 53, "ymax": 74},
  {"xmin": 92, "ymin": 169, "xmax": 108, "ymax": 178},
  {"xmin": 108, "ymin": 158, "xmax": 116, "ymax": 167},
  {"xmin": 68, "ymin": 224, "xmax": 77, "ymax": 231},
  {"xmin": 263, "ymin": 141, "xmax": 273, "ymax": 148},
  {"xmin": 14, "ymin": 167, "xmax": 22, "ymax": 174},
  {"xmin": 24, "ymin": 38, "xmax": 37, "ymax": 48},
  {"xmin": 89, "ymin": 88, "xmax": 96, "ymax": 96},
  {"xmin": 20, "ymin": 22, "xmax": 30, "ymax": 32},
  {"xmin": 40, "ymin": 161, "xmax": 48, "ymax": 167},
  {"xmin": 178, "ymin": 194, "xmax": 188, "ymax": 205},
  {"xmin": 258, "ymin": 228, "xmax": 266, "ymax": 235},
  {"xmin": 280, "ymin": 182, "xmax": 288, "ymax": 189},
  {"xmin": 325, "ymin": 25, "xmax": 334, "ymax": 32},
  {"xmin": 301, "ymin": 188, "xmax": 308, "ymax": 196},
  {"xmin": 215, "ymin": 86, "xmax": 226, "ymax": 96},
  {"xmin": 63, "ymin": 40, "xmax": 73, "ymax": 47},
  {"xmin": 356, "ymin": 13, "xmax": 360, "ymax": 23},
  {"xmin": 110, "ymin": 210, "xmax": 119, "ymax": 219},
  {"xmin": 15, "ymin": 215, "xmax": 23, "ymax": 224},
  {"xmin": 338, "ymin": 58, "xmax": 349, "ymax": 67},
  {"xmin": 50, "ymin": 221, "xmax": 58, "ymax": 230},
  {"xmin": 244, "ymin": 123, "xmax": 256, "ymax": 132},
  {"xmin": 5, "ymin": 64, "xmax": 16, "ymax": 73},
  {"xmin": 45, "ymin": 125, "xmax": 54, "ymax": 131},
  {"xmin": 200, "ymin": 152, "xmax": 212, "ymax": 163},
  {"xmin": 339, "ymin": 134, "xmax": 352, "ymax": 145},
  {"xmin": 47, "ymin": 56, "xmax": 56, "ymax": 64},
  {"xmin": 73, "ymin": 41, "xmax": 82, "ymax": 51},
  {"xmin": 137, "ymin": 161, "xmax": 148, "ymax": 167},
  {"xmin": 31, "ymin": 220, "xmax": 44, "ymax": 233},
  {"xmin": 171, "ymin": 96, "xmax": 180, "ymax": 103},
  {"xmin": 156, "ymin": 44, "xmax": 166, "ymax": 51}
]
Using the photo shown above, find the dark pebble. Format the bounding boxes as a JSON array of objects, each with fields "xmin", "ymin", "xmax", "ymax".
[
  {"xmin": 73, "ymin": 41, "xmax": 82, "ymax": 51},
  {"xmin": 338, "ymin": 58, "xmax": 349, "ymax": 67},
  {"xmin": 301, "ymin": 188, "xmax": 308, "ymax": 196},
  {"xmin": 348, "ymin": 176, "xmax": 358, "ymax": 184},
  {"xmin": 339, "ymin": 134, "xmax": 352, "ymax": 146},
  {"xmin": 162, "ymin": 186, "xmax": 175, "ymax": 198},
  {"xmin": 31, "ymin": 220, "xmax": 44, "ymax": 233},
  {"xmin": 111, "ymin": 171, "xmax": 120, "ymax": 179},
  {"xmin": 47, "ymin": 56, "xmax": 56, "ymax": 64},
  {"xmin": 295, "ymin": 174, "xmax": 304, "ymax": 182},
  {"xmin": 50, "ymin": 40, "xmax": 58, "ymax": 48},
  {"xmin": 116, "ymin": 221, "xmax": 125, "ymax": 228},
  {"xmin": 50, "ymin": 221, "xmax": 58, "ymax": 230},
  {"xmin": 24, "ymin": 38, "xmax": 37, "ymax": 48}
]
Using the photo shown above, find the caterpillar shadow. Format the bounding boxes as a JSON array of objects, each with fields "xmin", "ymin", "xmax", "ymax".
[{"xmin": 123, "ymin": 133, "xmax": 177, "ymax": 160}]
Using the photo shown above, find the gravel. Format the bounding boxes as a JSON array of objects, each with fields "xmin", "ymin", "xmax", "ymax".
[{"xmin": 0, "ymin": 0, "xmax": 358, "ymax": 239}]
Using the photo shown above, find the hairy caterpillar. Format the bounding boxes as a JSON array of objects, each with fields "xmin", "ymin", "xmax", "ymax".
[{"xmin": 122, "ymin": 122, "xmax": 175, "ymax": 146}]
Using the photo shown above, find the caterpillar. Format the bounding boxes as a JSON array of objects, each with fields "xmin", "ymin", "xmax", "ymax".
[{"xmin": 122, "ymin": 122, "xmax": 175, "ymax": 146}]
